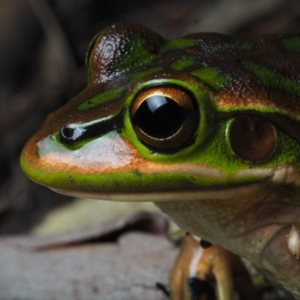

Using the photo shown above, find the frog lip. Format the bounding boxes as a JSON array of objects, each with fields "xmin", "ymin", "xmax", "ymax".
[
  {"xmin": 50, "ymin": 180, "xmax": 266, "ymax": 202},
  {"xmin": 49, "ymin": 164, "xmax": 300, "ymax": 201}
]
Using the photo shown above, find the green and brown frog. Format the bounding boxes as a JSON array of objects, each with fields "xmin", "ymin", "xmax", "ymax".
[{"xmin": 21, "ymin": 21, "xmax": 300, "ymax": 299}]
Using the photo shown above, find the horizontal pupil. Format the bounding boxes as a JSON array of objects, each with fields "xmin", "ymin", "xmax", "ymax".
[{"xmin": 134, "ymin": 95, "xmax": 184, "ymax": 138}]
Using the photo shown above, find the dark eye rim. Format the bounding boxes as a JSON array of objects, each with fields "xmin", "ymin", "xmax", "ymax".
[{"xmin": 130, "ymin": 85, "xmax": 200, "ymax": 151}]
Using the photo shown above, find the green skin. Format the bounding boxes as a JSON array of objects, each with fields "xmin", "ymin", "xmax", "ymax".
[{"xmin": 21, "ymin": 21, "xmax": 300, "ymax": 298}]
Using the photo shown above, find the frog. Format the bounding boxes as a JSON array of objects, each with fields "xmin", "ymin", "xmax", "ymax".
[{"xmin": 20, "ymin": 21, "xmax": 300, "ymax": 299}]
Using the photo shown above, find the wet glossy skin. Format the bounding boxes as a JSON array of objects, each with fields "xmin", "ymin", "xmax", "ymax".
[{"xmin": 21, "ymin": 21, "xmax": 300, "ymax": 298}]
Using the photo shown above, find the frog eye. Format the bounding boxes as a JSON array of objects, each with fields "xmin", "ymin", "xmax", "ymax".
[
  {"xmin": 130, "ymin": 86, "xmax": 199, "ymax": 150},
  {"xmin": 228, "ymin": 116, "xmax": 277, "ymax": 162}
]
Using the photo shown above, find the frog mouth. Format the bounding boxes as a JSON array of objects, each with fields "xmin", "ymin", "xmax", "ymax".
[
  {"xmin": 51, "ymin": 180, "xmax": 266, "ymax": 202},
  {"xmin": 51, "ymin": 164, "xmax": 300, "ymax": 201}
]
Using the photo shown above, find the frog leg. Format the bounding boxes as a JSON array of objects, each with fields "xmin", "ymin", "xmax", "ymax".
[
  {"xmin": 170, "ymin": 234, "xmax": 214, "ymax": 300},
  {"xmin": 211, "ymin": 248, "xmax": 239, "ymax": 300},
  {"xmin": 170, "ymin": 235, "xmax": 196, "ymax": 300},
  {"xmin": 170, "ymin": 235, "xmax": 257, "ymax": 300}
]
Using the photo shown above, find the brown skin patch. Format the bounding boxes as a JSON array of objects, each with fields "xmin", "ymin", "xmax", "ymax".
[
  {"xmin": 217, "ymin": 81, "xmax": 300, "ymax": 115},
  {"xmin": 89, "ymin": 21, "xmax": 165, "ymax": 84}
]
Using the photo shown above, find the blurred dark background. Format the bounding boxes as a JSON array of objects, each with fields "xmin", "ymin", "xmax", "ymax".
[{"xmin": 1, "ymin": 0, "xmax": 300, "ymax": 235}]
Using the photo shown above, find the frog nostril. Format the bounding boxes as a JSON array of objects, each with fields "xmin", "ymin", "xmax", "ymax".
[
  {"xmin": 61, "ymin": 127, "xmax": 75, "ymax": 139},
  {"xmin": 228, "ymin": 115, "xmax": 277, "ymax": 162},
  {"xmin": 60, "ymin": 126, "xmax": 85, "ymax": 143},
  {"xmin": 131, "ymin": 85, "xmax": 199, "ymax": 151},
  {"xmin": 59, "ymin": 113, "xmax": 124, "ymax": 146}
]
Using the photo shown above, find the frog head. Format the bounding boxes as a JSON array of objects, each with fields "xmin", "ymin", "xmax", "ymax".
[{"xmin": 21, "ymin": 21, "xmax": 300, "ymax": 201}]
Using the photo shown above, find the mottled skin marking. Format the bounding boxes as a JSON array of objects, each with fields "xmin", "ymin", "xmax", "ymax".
[{"xmin": 21, "ymin": 21, "xmax": 300, "ymax": 298}]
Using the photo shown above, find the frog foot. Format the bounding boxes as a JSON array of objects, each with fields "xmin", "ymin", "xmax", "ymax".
[{"xmin": 170, "ymin": 235, "xmax": 256, "ymax": 300}]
